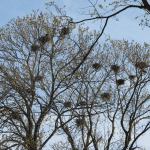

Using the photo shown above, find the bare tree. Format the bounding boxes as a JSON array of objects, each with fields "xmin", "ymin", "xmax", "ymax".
[
  {"xmin": 0, "ymin": 1, "xmax": 150, "ymax": 150},
  {"xmin": 46, "ymin": 0, "xmax": 150, "ymax": 74},
  {"xmin": 0, "ymin": 6, "xmax": 96, "ymax": 149},
  {"xmin": 50, "ymin": 40, "xmax": 150, "ymax": 150}
]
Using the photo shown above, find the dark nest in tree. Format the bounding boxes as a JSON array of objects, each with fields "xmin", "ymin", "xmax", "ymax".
[
  {"xmin": 38, "ymin": 34, "xmax": 51, "ymax": 45},
  {"xmin": 64, "ymin": 101, "xmax": 72, "ymax": 108},
  {"xmin": 116, "ymin": 79, "xmax": 125, "ymax": 85},
  {"xmin": 101, "ymin": 93, "xmax": 110, "ymax": 100},
  {"xmin": 35, "ymin": 76, "xmax": 43, "ymax": 82},
  {"xmin": 111, "ymin": 65, "xmax": 120, "ymax": 73},
  {"xmin": 129, "ymin": 75, "xmax": 136, "ymax": 80},
  {"xmin": 76, "ymin": 118, "xmax": 85, "ymax": 127},
  {"xmin": 11, "ymin": 111, "xmax": 20, "ymax": 120},
  {"xmin": 60, "ymin": 27, "xmax": 69, "ymax": 36},
  {"xmin": 31, "ymin": 44, "xmax": 40, "ymax": 52},
  {"xmin": 92, "ymin": 63, "xmax": 101, "ymax": 69},
  {"xmin": 135, "ymin": 62, "xmax": 147, "ymax": 69},
  {"xmin": 79, "ymin": 101, "xmax": 86, "ymax": 106}
]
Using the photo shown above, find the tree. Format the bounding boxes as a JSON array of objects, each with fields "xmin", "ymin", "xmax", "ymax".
[
  {"xmin": 50, "ymin": 40, "xmax": 150, "ymax": 150},
  {"xmin": 0, "ymin": 6, "xmax": 79, "ymax": 149},
  {"xmin": 45, "ymin": 1, "xmax": 150, "ymax": 149},
  {"xmin": 0, "ymin": 2, "xmax": 150, "ymax": 150},
  {"xmin": 0, "ymin": 3, "xmax": 105, "ymax": 149},
  {"xmin": 45, "ymin": 0, "xmax": 150, "ymax": 73}
]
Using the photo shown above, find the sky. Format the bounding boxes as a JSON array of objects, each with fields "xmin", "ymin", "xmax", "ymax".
[
  {"xmin": 0, "ymin": 0, "xmax": 150, "ymax": 44},
  {"xmin": 0, "ymin": 0, "xmax": 150, "ymax": 149}
]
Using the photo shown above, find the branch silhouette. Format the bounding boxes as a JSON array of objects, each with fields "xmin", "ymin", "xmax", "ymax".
[
  {"xmin": 71, "ymin": 4, "xmax": 144, "ymax": 75},
  {"xmin": 142, "ymin": 0, "xmax": 150, "ymax": 11}
]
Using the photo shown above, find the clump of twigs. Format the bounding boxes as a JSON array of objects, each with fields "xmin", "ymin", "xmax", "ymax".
[
  {"xmin": 135, "ymin": 62, "xmax": 147, "ymax": 69},
  {"xmin": 35, "ymin": 76, "xmax": 43, "ymax": 82},
  {"xmin": 11, "ymin": 111, "xmax": 20, "ymax": 120},
  {"xmin": 64, "ymin": 101, "xmax": 72, "ymax": 108},
  {"xmin": 60, "ymin": 27, "xmax": 69, "ymax": 36},
  {"xmin": 31, "ymin": 44, "xmax": 40, "ymax": 52},
  {"xmin": 101, "ymin": 93, "xmax": 110, "ymax": 100},
  {"xmin": 129, "ymin": 75, "xmax": 136, "ymax": 80},
  {"xmin": 76, "ymin": 118, "xmax": 85, "ymax": 127},
  {"xmin": 25, "ymin": 88, "xmax": 35, "ymax": 94},
  {"xmin": 41, "ymin": 106, "xmax": 47, "ymax": 112},
  {"xmin": 92, "ymin": 63, "xmax": 101, "ymax": 70},
  {"xmin": 79, "ymin": 101, "xmax": 86, "ymax": 106},
  {"xmin": 111, "ymin": 65, "xmax": 120, "ymax": 73},
  {"xmin": 38, "ymin": 34, "xmax": 51, "ymax": 45},
  {"xmin": 116, "ymin": 79, "xmax": 125, "ymax": 85}
]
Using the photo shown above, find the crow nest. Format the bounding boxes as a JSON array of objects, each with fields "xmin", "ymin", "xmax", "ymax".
[
  {"xmin": 111, "ymin": 65, "xmax": 120, "ymax": 73},
  {"xmin": 135, "ymin": 62, "xmax": 148, "ymax": 69},
  {"xmin": 76, "ymin": 118, "xmax": 85, "ymax": 127},
  {"xmin": 64, "ymin": 101, "xmax": 72, "ymax": 108},
  {"xmin": 129, "ymin": 75, "xmax": 136, "ymax": 80},
  {"xmin": 101, "ymin": 93, "xmax": 111, "ymax": 100},
  {"xmin": 92, "ymin": 63, "xmax": 101, "ymax": 70},
  {"xmin": 11, "ymin": 111, "xmax": 20, "ymax": 120},
  {"xmin": 35, "ymin": 76, "xmax": 43, "ymax": 82},
  {"xmin": 60, "ymin": 27, "xmax": 69, "ymax": 36},
  {"xmin": 31, "ymin": 44, "xmax": 40, "ymax": 52},
  {"xmin": 116, "ymin": 79, "xmax": 125, "ymax": 85},
  {"xmin": 38, "ymin": 34, "xmax": 51, "ymax": 45}
]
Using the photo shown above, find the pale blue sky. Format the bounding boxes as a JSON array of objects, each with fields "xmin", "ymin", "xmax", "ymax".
[
  {"xmin": 0, "ymin": 0, "xmax": 150, "ymax": 149},
  {"xmin": 0, "ymin": 0, "xmax": 150, "ymax": 44}
]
